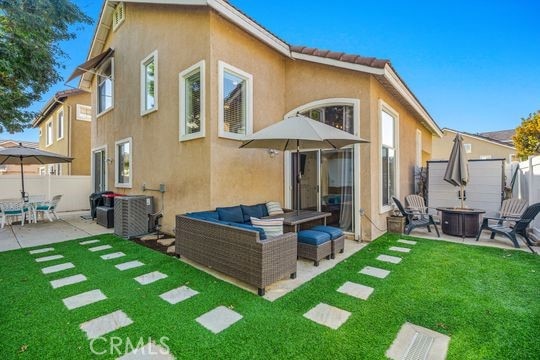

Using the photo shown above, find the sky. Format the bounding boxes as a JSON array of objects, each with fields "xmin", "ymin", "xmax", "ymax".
[{"xmin": 4, "ymin": 0, "xmax": 539, "ymax": 142}]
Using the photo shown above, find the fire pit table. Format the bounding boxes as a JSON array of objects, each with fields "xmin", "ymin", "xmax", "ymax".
[{"xmin": 436, "ymin": 207, "xmax": 486, "ymax": 238}]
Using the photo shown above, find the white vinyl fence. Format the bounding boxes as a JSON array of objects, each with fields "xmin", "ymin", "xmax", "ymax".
[
  {"xmin": 0, "ymin": 175, "xmax": 91, "ymax": 212},
  {"xmin": 512, "ymin": 156, "xmax": 540, "ymax": 234}
]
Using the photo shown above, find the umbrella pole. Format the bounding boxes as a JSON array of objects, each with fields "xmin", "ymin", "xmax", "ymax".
[
  {"xmin": 460, "ymin": 185, "xmax": 464, "ymax": 209},
  {"xmin": 296, "ymin": 140, "xmax": 300, "ymax": 216},
  {"xmin": 20, "ymin": 156, "xmax": 26, "ymax": 201}
]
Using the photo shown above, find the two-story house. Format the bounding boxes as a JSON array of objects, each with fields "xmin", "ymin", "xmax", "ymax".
[
  {"xmin": 69, "ymin": 0, "xmax": 442, "ymax": 240},
  {"xmin": 33, "ymin": 89, "xmax": 92, "ymax": 175}
]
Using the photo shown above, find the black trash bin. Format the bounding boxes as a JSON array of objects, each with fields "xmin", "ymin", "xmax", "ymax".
[{"xmin": 89, "ymin": 191, "xmax": 113, "ymax": 219}]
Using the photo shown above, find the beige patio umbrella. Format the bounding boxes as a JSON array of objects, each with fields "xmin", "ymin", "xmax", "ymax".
[
  {"xmin": 0, "ymin": 143, "xmax": 73, "ymax": 200},
  {"xmin": 240, "ymin": 115, "xmax": 369, "ymax": 214},
  {"xmin": 443, "ymin": 133, "xmax": 469, "ymax": 208}
]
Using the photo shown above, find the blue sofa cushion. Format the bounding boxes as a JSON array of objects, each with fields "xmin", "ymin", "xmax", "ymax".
[
  {"xmin": 297, "ymin": 230, "xmax": 331, "ymax": 246},
  {"xmin": 241, "ymin": 204, "xmax": 265, "ymax": 223},
  {"xmin": 227, "ymin": 222, "xmax": 267, "ymax": 240},
  {"xmin": 310, "ymin": 225, "xmax": 344, "ymax": 240},
  {"xmin": 216, "ymin": 206, "xmax": 244, "ymax": 223},
  {"xmin": 257, "ymin": 203, "xmax": 269, "ymax": 217},
  {"xmin": 187, "ymin": 211, "xmax": 219, "ymax": 220}
]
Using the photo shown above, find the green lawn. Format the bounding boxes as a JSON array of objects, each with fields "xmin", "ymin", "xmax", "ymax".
[{"xmin": 0, "ymin": 233, "xmax": 538, "ymax": 359}]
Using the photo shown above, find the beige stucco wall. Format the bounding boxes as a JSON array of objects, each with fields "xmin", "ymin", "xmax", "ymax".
[
  {"xmin": 89, "ymin": 3, "xmax": 437, "ymax": 239},
  {"xmin": 37, "ymin": 92, "xmax": 91, "ymax": 175},
  {"xmin": 432, "ymin": 130, "xmax": 516, "ymax": 162}
]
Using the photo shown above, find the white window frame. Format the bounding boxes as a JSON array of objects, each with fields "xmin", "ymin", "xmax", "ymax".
[
  {"xmin": 76, "ymin": 104, "xmax": 92, "ymax": 121},
  {"xmin": 45, "ymin": 121, "xmax": 53, "ymax": 147},
  {"xmin": 218, "ymin": 61, "xmax": 253, "ymax": 140},
  {"xmin": 96, "ymin": 58, "xmax": 114, "ymax": 117},
  {"xmin": 56, "ymin": 109, "xmax": 64, "ymax": 140},
  {"xmin": 463, "ymin": 143, "xmax": 472, "ymax": 153},
  {"xmin": 179, "ymin": 60, "xmax": 205, "ymax": 141},
  {"xmin": 140, "ymin": 50, "xmax": 158, "ymax": 116},
  {"xmin": 415, "ymin": 129, "xmax": 422, "ymax": 167},
  {"xmin": 115, "ymin": 137, "xmax": 132, "ymax": 188},
  {"xmin": 379, "ymin": 100, "xmax": 400, "ymax": 214}
]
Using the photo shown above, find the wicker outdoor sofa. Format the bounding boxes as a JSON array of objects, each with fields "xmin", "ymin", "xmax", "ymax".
[{"xmin": 175, "ymin": 214, "xmax": 297, "ymax": 296}]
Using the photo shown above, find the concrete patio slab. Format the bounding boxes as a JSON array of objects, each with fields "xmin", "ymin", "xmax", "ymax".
[
  {"xmin": 80, "ymin": 310, "xmax": 133, "ymax": 339},
  {"xmin": 100, "ymin": 252, "xmax": 125, "ymax": 260},
  {"xmin": 196, "ymin": 306, "xmax": 242, "ymax": 334},
  {"xmin": 386, "ymin": 322, "xmax": 450, "ymax": 360},
  {"xmin": 303, "ymin": 303, "xmax": 351, "ymax": 330},
  {"xmin": 398, "ymin": 239, "xmax": 417, "ymax": 245},
  {"xmin": 35, "ymin": 254, "xmax": 64, "ymax": 263},
  {"xmin": 135, "ymin": 271, "xmax": 168, "ymax": 285},
  {"xmin": 115, "ymin": 261, "xmax": 145, "ymax": 271},
  {"xmin": 389, "ymin": 246, "xmax": 411, "ymax": 253},
  {"xmin": 0, "ymin": 226, "xmax": 20, "ymax": 252},
  {"xmin": 337, "ymin": 281, "xmax": 374, "ymax": 300},
  {"xmin": 62, "ymin": 289, "xmax": 107, "ymax": 310},
  {"xmin": 88, "ymin": 245, "xmax": 112, "ymax": 252},
  {"xmin": 159, "ymin": 286, "xmax": 198, "ymax": 304},
  {"xmin": 80, "ymin": 239, "xmax": 100, "ymax": 245},
  {"xmin": 41, "ymin": 262, "xmax": 75, "ymax": 274},
  {"xmin": 29, "ymin": 247, "xmax": 55, "ymax": 254},
  {"xmin": 50, "ymin": 274, "xmax": 87, "ymax": 289},
  {"xmin": 118, "ymin": 342, "xmax": 175, "ymax": 359},
  {"xmin": 377, "ymin": 254, "xmax": 402, "ymax": 264},
  {"xmin": 359, "ymin": 266, "xmax": 390, "ymax": 279}
]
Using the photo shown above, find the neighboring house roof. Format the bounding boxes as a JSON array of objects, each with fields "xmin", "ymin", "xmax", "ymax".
[
  {"xmin": 32, "ymin": 89, "xmax": 89, "ymax": 127},
  {"xmin": 479, "ymin": 129, "xmax": 515, "ymax": 146},
  {"xmin": 78, "ymin": 0, "xmax": 442, "ymax": 137},
  {"xmin": 0, "ymin": 140, "xmax": 39, "ymax": 149},
  {"xmin": 442, "ymin": 128, "xmax": 516, "ymax": 150}
]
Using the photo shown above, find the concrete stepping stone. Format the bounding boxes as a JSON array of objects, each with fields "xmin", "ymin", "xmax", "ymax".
[
  {"xmin": 377, "ymin": 254, "xmax": 402, "ymax": 264},
  {"xmin": 80, "ymin": 310, "xmax": 133, "ymax": 339},
  {"xmin": 303, "ymin": 303, "xmax": 351, "ymax": 330},
  {"xmin": 50, "ymin": 274, "xmax": 87, "ymax": 289},
  {"xmin": 89, "ymin": 245, "xmax": 112, "ymax": 252},
  {"xmin": 42, "ymin": 262, "xmax": 75, "ymax": 274},
  {"xmin": 398, "ymin": 239, "xmax": 417, "ymax": 245},
  {"xmin": 29, "ymin": 247, "xmax": 54, "ymax": 254},
  {"xmin": 196, "ymin": 306, "xmax": 243, "ymax": 334},
  {"xmin": 389, "ymin": 246, "xmax": 411, "ymax": 253},
  {"xmin": 35, "ymin": 254, "xmax": 64, "ymax": 263},
  {"xmin": 157, "ymin": 238, "xmax": 175, "ymax": 247},
  {"xmin": 359, "ymin": 266, "xmax": 390, "ymax": 279},
  {"xmin": 115, "ymin": 261, "xmax": 145, "ymax": 271},
  {"xmin": 159, "ymin": 286, "xmax": 198, "ymax": 304},
  {"xmin": 118, "ymin": 342, "xmax": 174, "ymax": 359},
  {"xmin": 134, "ymin": 271, "xmax": 168, "ymax": 285},
  {"xmin": 63, "ymin": 289, "xmax": 107, "ymax": 310},
  {"xmin": 386, "ymin": 322, "xmax": 450, "ymax": 360},
  {"xmin": 337, "ymin": 281, "xmax": 374, "ymax": 300},
  {"xmin": 101, "ymin": 252, "xmax": 125, "ymax": 260},
  {"xmin": 80, "ymin": 239, "xmax": 100, "ymax": 245}
]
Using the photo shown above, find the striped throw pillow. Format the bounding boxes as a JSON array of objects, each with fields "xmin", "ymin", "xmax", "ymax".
[
  {"xmin": 266, "ymin": 201, "xmax": 284, "ymax": 216},
  {"xmin": 250, "ymin": 217, "xmax": 284, "ymax": 238}
]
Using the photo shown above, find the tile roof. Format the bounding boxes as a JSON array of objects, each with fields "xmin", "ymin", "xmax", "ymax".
[
  {"xmin": 290, "ymin": 46, "xmax": 389, "ymax": 69},
  {"xmin": 479, "ymin": 129, "xmax": 515, "ymax": 144},
  {"xmin": 0, "ymin": 140, "xmax": 39, "ymax": 149},
  {"xmin": 443, "ymin": 128, "xmax": 516, "ymax": 149}
]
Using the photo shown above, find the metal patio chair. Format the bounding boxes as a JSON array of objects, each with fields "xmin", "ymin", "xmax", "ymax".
[
  {"xmin": 393, "ymin": 197, "xmax": 440, "ymax": 237},
  {"xmin": 34, "ymin": 195, "xmax": 62, "ymax": 222},
  {"xmin": 0, "ymin": 200, "xmax": 31, "ymax": 228}
]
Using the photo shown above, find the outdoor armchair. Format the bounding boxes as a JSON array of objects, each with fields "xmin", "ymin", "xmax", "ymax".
[
  {"xmin": 0, "ymin": 201, "xmax": 31, "ymax": 228},
  {"xmin": 476, "ymin": 202, "xmax": 540, "ymax": 248},
  {"xmin": 393, "ymin": 197, "xmax": 440, "ymax": 237},
  {"xmin": 34, "ymin": 195, "xmax": 62, "ymax": 222}
]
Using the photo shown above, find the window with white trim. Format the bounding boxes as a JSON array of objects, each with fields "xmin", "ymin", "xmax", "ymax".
[
  {"xmin": 115, "ymin": 138, "xmax": 132, "ymax": 188},
  {"xmin": 179, "ymin": 60, "xmax": 205, "ymax": 141},
  {"xmin": 463, "ymin": 143, "xmax": 472, "ymax": 153},
  {"xmin": 381, "ymin": 106, "xmax": 397, "ymax": 209},
  {"xmin": 97, "ymin": 58, "xmax": 113, "ymax": 115},
  {"xmin": 141, "ymin": 51, "xmax": 158, "ymax": 115},
  {"xmin": 57, "ymin": 110, "xmax": 64, "ymax": 140},
  {"xmin": 218, "ymin": 61, "xmax": 252, "ymax": 140},
  {"xmin": 76, "ymin": 104, "xmax": 92, "ymax": 121},
  {"xmin": 46, "ymin": 121, "xmax": 53, "ymax": 146}
]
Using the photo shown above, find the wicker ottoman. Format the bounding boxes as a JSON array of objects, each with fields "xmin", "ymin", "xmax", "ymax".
[
  {"xmin": 297, "ymin": 230, "xmax": 332, "ymax": 266},
  {"xmin": 310, "ymin": 225, "xmax": 345, "ymax": 259}
]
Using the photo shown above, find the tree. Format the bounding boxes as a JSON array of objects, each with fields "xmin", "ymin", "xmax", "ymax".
[
  {"xmin": 0, "ymin": 0, "xmax": 91, "ymax": 133},
  {"xmin": 513, "ymin": 110, "xmax": 540, "ymax": 159}
]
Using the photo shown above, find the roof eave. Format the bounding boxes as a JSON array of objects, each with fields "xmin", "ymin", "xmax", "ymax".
[{"xmin": 442, "ymin": 128, "xmax": 516, "ymax": 150}]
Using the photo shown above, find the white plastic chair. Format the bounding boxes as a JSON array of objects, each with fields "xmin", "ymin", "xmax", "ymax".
[
  {"xmin": 0, "ymin": 201, "xmax": 31, "ymax": 228},
  {"xmin": 34, "ymin": 195, "xmax": 62, "ymax": 222},
  {"xmin": 499, "ymin": 198, "xmax": 528, "ymax": 219}
]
